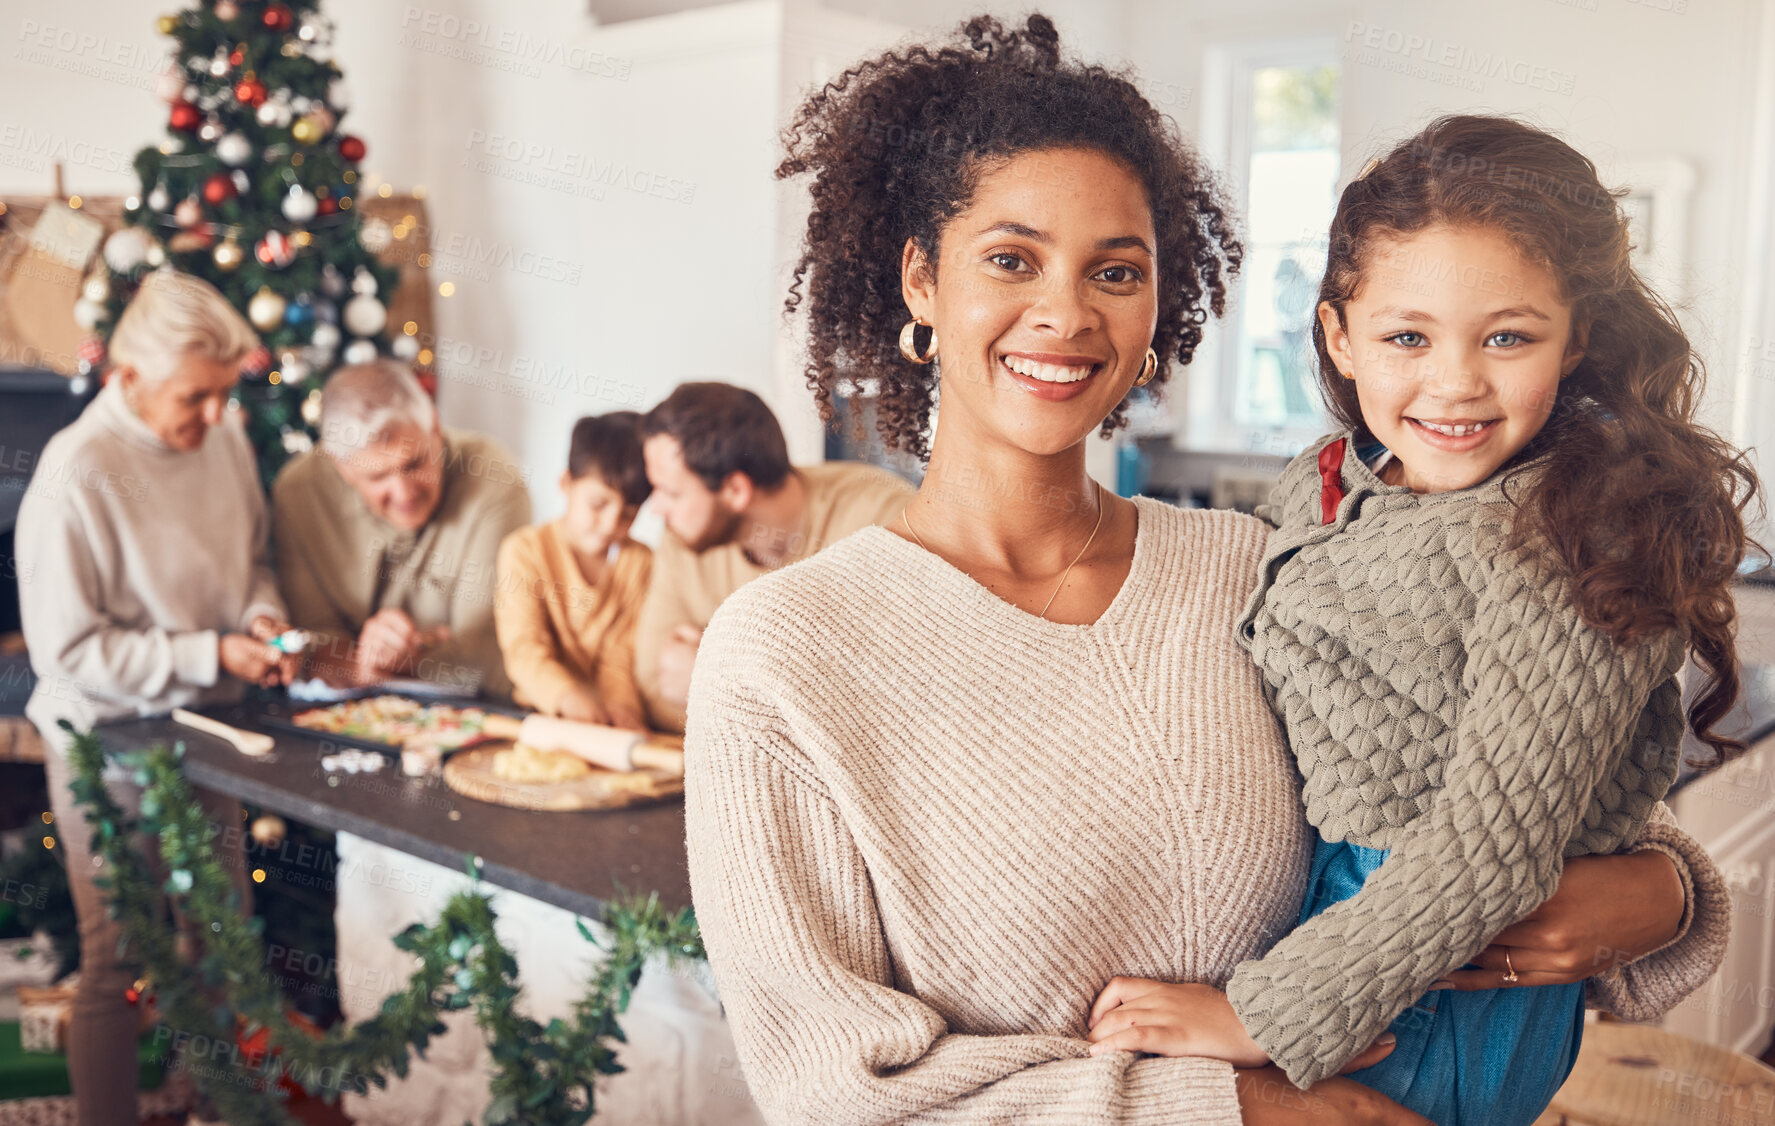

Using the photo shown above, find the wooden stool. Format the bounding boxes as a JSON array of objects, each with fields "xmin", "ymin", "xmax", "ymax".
[{"xmin": 1532, "ymin": 1021, "xmax": 1775, "ymax": 1125}]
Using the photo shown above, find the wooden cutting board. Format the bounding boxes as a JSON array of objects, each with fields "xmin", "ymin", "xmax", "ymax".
[{"xmin": 442, "ymin": 740, "xmax": 683, "ymax": 812}]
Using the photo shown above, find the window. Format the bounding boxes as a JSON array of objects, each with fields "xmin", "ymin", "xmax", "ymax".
[{"xmin": 1191, "ymin": 38, "xmax": 1341, "ymax": 453}]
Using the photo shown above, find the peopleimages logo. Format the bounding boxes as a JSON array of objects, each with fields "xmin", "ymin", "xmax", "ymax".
[
  {"xmin": 1344, "ymin": 22, "xmax": 1577, "ymax": 96},
  {"xmin": 399, "ymin": 8, "xmax": 631, "ymax": 80},
  {"xmin": 461, "ymin": 130, "xmax": 697, "ymax": 205}
]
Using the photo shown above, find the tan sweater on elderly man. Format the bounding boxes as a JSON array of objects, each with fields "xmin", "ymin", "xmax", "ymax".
[
  {"xmin": 272, "ymin": 429, "xmax": 532, "ymax": 700},
  {"xmin": 634, "ymin": 460, "xmax": 911, "ymax": 732}
]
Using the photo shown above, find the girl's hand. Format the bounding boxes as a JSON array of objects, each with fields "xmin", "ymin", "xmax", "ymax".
[
  {"xmin": 1086, "ymin": 977, "xmax": 1401, "ymax": 1072},
  {"xmin": 1434, "ymin": 850, "xmax": 1684, "ymax": 990},
  {"xmin": 1236, "ymin": 1068, "xmax": 1434, "ymax": 1126},
  {"xmin": 1086, "ymin": 978, "xmax": 1269, "ymax": 1065}
]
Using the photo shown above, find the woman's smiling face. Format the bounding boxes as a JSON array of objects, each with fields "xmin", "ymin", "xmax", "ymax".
[{"xmin": 902, "ymin": 146, "xmax": 1160, "ymax": 457}]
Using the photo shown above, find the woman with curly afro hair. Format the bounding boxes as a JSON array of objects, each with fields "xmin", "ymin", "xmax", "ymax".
[{"xmin": 682, "ymin": 14, "xmax": 1728, "ymax": 1126}]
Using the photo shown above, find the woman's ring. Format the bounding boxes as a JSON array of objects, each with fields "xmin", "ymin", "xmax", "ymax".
[{"xmin": 1501, "ymin": 949, "xmax": 1519, "ymax": 985}]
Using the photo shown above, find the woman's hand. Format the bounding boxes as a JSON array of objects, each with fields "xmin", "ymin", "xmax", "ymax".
[
  {"xmin": 218, "ymin": 633, "xmax": 283, "ymax": 688},
  {"xmin": 246, "ymin": 615, "xmax": 301, "ymax": 685},
  {"xmin": 1236, "ymin": 1068, "xmax": 1433, "ymax": 1126},
  {"xmin": 1435, "ymin": 850, "xmax": 1685, "ymax": 990}
]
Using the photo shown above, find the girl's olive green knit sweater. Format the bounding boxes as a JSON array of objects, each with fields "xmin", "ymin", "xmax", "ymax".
[{"xmin": 1228, "ymin": 433, "xmax": 1690, "ymax": 1088}]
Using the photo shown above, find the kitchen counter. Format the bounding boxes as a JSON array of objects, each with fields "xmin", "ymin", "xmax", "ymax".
[{"xmin": 92, "ymin": 698, "xmax": 691, "ymax": 921}]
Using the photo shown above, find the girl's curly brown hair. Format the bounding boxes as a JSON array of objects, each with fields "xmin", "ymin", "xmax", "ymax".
[
  {"xmin": 1313, "ymin": 114, "xmax": 1764, "ymax": 768},
  {"xmin": 776, "ymin": 12, "xmax": 1242, "ymax": 461}
]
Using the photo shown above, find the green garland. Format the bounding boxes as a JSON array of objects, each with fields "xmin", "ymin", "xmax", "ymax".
[{"xmin": 61, "ymin": 723, "xmax": 705, "ymax": 1125}]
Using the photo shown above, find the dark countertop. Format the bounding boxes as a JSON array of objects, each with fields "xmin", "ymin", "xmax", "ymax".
[{"xmin": 93, "ymin": 700, "xmax": 690, "ymax": 920}]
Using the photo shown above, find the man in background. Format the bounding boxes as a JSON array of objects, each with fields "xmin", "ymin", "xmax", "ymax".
[{"xmin": 635, "ymin": 382, "xmax": 910, "ymax": 732}]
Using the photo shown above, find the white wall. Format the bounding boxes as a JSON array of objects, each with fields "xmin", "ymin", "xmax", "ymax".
[{"xmin": 338, "ymin": 0, "xmax": 789, "ymax": 519}]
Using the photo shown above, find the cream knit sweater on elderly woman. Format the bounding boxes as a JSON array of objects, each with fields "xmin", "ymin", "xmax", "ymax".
[
  {"xmin": 684, "ymin": 497, "xmax": 1728, "ymax": 1126},
  {"xmin": 19, "ymin": 379, "xmax": 286, "ymax": 740}
]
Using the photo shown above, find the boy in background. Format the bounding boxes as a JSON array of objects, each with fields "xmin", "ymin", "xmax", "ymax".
[{"xmin": 495, "ymin": 412, "xmax": 652, "ymax": 728}]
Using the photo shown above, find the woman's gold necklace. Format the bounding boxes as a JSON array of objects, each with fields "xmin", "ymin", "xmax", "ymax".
[{"xmin": 900, "ymin": 481, "xmax": 1106, "ymax": 620}]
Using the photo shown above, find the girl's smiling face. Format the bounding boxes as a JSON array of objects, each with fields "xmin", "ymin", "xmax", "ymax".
[
  {"xmin": 1318, "ymin": 224, "xmax": 1587, "ymax": 493},
  {"xmin": 902, "ymin": 145, "xmax": 1160, "ymax": 457}
]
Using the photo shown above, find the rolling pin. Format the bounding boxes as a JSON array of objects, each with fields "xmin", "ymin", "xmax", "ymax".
[{"xmin": 505, "ymin": 714, "xmax": 684, "ymax": 776}]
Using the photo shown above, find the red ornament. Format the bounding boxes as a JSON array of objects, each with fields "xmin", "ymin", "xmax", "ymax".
[
  {"xmin": 241, "ymin": 345, "xmax": 271, "ymax": 374},
  {"xmin": 233, "ymin": 76, "xmax": 267, "ymax": 107},
  {"xmin": 229, "ymin": 44, "xmax": 246, "ymax": 67},
  {"xmin": 317, "ymin": 196, "xmax": 337, "ymax": 215},
  {"xmin": 256, "ymin": 230, "xmax": 295, "ymax": 268},
  {"xmin": 78, "ymin": 336, "xmax": 107, "ymax": 367},
  {"xmin": 262, "ymin": 4, "xmax": 293, "ymax": 31},
  {"xmin": 336, "ymin": 135, "xmax": 366, "ymax": 162},
  {"xmin": 201, "ymin": 172, "xmax": 236, "ymax": 205},
  {"xmin": 168, "ymin": 102, "xmax": 201, "ymax": 132}
]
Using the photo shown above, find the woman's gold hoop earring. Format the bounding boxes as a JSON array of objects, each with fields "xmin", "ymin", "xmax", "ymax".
[
  {"xmin": 1133, "ymin": 348, "xmax": 1159, "ymax": 387},
  {"xmin": 899, "ymin": 319, "xmax": 938, "ymax": 364}
]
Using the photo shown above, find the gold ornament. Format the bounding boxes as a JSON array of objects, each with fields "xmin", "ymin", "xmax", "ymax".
[
  {"xmin": 212, "ymin": 237, "xmax": 244, "ymax": 271},
  {"xmin": 156, "ymin": 14, "xmax": 177, "ymax": 35},
  {"xmin": 290, "ymin": 230, "xmax": 313, "ymax": 248},
  {"xmin": 291, "ymin": 113, "xmax": 326, "ymax": 145},
  {"xmin": 248, "ymin": 286, "xmax": 287, "ymax": 330},
  {"xmin": 249, "ymin": 814, "xmax": 286, "ymax": 847}
]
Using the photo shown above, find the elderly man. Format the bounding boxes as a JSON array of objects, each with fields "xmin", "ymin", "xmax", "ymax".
[
  {"xmin": 273, "ymin": 360, "xmax": 530, "ymax": 698},
  {"xmin": 634, "ymin": 382, "xmax": 911, "ymax": 732}
]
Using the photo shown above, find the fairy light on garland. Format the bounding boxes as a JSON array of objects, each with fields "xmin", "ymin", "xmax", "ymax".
[{"xmin": 61, "ymin": 722, "xmax": 704, "ymax": 1126}]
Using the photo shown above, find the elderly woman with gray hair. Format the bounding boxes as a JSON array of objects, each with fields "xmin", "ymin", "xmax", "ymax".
[{"xmin": 17, "ymin": 269, "xmax": 294, "ymax": 1125}]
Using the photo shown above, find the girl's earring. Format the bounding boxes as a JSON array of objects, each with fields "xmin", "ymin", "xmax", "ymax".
[{"xmin": 899, "ymin": 319, "xmax": 938, "ymax": 364}]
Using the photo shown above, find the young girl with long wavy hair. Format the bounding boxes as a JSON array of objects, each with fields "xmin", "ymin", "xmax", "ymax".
[{"xmin": 1084, "ymin": 114, "xmax": 1760, "ymax": 1125}]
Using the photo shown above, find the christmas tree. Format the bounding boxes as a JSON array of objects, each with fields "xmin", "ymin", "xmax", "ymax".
[{"xmin": 78, "ymin": 0, "xmax": 410, "ymax": 487}]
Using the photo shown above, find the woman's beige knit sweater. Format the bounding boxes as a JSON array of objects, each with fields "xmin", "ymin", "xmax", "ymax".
[{"xmin": 684, "ymin": 497, "xmax": 1729, "ymax": 1126}]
